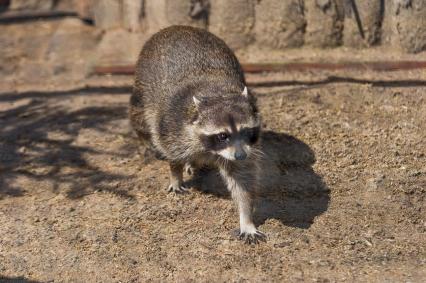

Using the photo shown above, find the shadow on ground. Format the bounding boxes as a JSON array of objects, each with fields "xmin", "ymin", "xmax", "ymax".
[
  {"xmin": 0, "ymin": 95, "xmax": 135, "ymax": 199},
  {"xmin": 0, "ymin": 276, "xmax": 40, "ymax": 283},
  {"xmin": 190, "ymin": 131, "xmax": 330, "ymax": 229},
  {"xmin": 0, "ymin": 86, "xmax": 131, "ymax": 102}
]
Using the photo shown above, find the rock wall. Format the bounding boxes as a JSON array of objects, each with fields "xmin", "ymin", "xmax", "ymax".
[
  {"xmin": 254, "ymin": 0, "xmax": 305, "ymax": 49},
  {"xmin": 394, "ymin": 0, "xmax": 426, "ymax": 53},
  {"xmin": 2, "ymin": 0, "xmax": 426, "ymax": 54},
  {"xmin": 209, "ymin": 0, "xmax": 255, "ymax": 50},
  {"xmin": 343, "ymin": 0, "xmax": 383, "ymax": 47},
  {"xmin": 305, "ymin": 0, "xmax": 345, "ymax": 47}
]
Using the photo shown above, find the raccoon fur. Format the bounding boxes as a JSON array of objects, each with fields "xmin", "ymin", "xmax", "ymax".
[{"xmin": 129, "ymin": 25, "xmax": 265, "ymax": 244}]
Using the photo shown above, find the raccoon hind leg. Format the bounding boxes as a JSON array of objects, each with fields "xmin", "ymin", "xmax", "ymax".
[
  {"xmin": 130, "ymin": 88, "xmax": 157, "ymax": 163},
  {"xmin": 167, "ymin": 162, "xmax": 190, "ymax": 194}
]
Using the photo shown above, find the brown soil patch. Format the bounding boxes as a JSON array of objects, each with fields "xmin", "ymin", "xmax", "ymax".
[{"xmin": 0, "ymin": 70, "xmax": 425, "ymax": 282}]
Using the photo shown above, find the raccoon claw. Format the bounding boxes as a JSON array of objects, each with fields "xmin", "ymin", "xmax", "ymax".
[
  {"xmin": 167, "ymin": 184, "xmax": 189, "ymax": 194},
  {"xmin": 238, "ymin": 230, "xmax": 267, "ymax": 245}
]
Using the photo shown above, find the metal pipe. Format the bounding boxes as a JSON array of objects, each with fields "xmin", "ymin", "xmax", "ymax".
[{"xmin": 93, "ymin": 61, "xmax": 426, "ymax": 75}]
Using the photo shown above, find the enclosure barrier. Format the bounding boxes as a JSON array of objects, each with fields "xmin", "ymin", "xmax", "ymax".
[{"xmin": 1, "ymin": 0, "xmax": 426, "ymax": 53}]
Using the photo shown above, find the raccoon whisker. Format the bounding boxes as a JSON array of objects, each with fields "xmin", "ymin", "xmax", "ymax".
[
  {"xmin": 249, "ymin": 151, "xmax": 261, "ymax": 158},
  {"xmin": 219, "ymin": 156, "xmax": 230, "ymax": 171},
  {"xmin": 252, "ymin": 147, "xmax": 265, "ymax": 156},
  {"xmin": 250, "ymin": 148, "xmax": 265, "ymax": 160},
  {"xmin": 220, "ymin": 156, "xmax": 229, "ymax": 171}
]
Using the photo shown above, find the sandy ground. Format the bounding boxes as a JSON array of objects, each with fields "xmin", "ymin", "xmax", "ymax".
[{"xmin": 0, "ymin": 70, "xmax": 425, "ymax": 282}]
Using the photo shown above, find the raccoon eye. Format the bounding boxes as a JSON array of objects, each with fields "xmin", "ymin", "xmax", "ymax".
[{"xmin": 216, "ymin": 132, "xmax": 229, "ymax": 143}]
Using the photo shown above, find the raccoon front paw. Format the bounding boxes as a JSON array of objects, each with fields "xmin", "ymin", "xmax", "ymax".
[
  {"xmin": 167, "ymin": 183, "xmax": 189, "ymax": 194},
  {"xmin": 237, "ymin": 227, "xmax": 267, "ymax": 244},
  {"xmin": 239, "ymin": 230, "xmax": 266, "ymax": 244}
]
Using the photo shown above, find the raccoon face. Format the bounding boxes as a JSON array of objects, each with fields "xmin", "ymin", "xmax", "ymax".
[{"xmin": 193, "ymin": 87, "xmax": 261, "ymax": 161}]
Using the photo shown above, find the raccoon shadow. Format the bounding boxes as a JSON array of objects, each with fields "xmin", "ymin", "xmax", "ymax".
[
  {"xmin": 189, "ymin": 131, "xmax": 330, "ymax": 229},
  {"xmin": 0, "ymin": 276, "xmax": 40, "ymax": 283}
]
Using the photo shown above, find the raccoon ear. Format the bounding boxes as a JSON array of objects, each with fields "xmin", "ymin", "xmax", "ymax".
[
  {"xmin": 193, "ymin": 96, "xmax": 202, "ymax": 108},
  {"xmin": 242, "ymin": 86, "xmax": 248, "ymax": 97}
]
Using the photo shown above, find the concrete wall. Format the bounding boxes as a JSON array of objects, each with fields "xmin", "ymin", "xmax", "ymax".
[{"xmin": 4, "ymin": 0, "xmax": 426, "ymax": 54}]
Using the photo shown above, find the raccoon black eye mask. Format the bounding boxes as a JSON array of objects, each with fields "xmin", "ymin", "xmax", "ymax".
[
  {"xmin": 201, "ymin": 132, "xmax": 231, "ymax": 151},
  {"xmin": 200, "ymin": 127, "xmax": 260, "ymax": 151}
]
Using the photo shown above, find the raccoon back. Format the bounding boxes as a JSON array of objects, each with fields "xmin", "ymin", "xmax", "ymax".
[{"xmin": 135, "ymin": 25, "xmax": 245, "ymax": 101}]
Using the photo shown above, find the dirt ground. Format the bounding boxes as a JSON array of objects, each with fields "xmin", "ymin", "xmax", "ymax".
[{"xmin": 0, "ymin": 69, "xmax": 425, "ymax": 282}]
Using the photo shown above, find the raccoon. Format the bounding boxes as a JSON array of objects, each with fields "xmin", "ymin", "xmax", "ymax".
[{"xmin": 130, "ymin": 25, "xmax": 265, "ymax": 244}]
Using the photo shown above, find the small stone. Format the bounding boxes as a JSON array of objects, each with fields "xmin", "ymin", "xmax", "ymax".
[
  {"xmin": 367, "ymin": 174, "xmax": 385, "ymax": 191},
  {"xmin": 408, "ymin": 170, "xmax": 421, "ymax": 177},
  {"xmin": 112, "ymin": 230, "xmax": 119, "ymax": 243}
]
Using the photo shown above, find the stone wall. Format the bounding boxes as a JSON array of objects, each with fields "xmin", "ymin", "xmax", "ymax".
[{"xmin": 2, "ymin": 0, "xmax": 426, "ymax": 54}]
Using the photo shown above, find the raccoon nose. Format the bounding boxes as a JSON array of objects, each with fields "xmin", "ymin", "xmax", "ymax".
[{"xmin": 234, "ymin": 150, "xmax": 247, "ymax": 161}]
